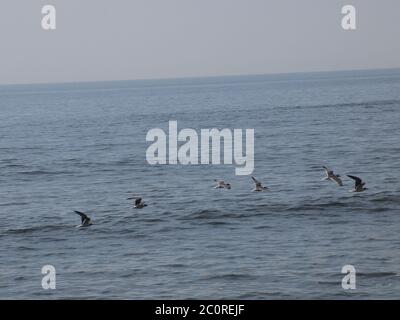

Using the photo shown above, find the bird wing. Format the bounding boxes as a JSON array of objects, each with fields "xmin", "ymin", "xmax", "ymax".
[
  {"xmin": 251, "ymin": 176, "xmax": 260, "ymax": 185},
  {"xmin": 347, "ymin": 175, "xmax": 362, "ymax": 187},
  {"xmin": 332, "ymin": 175, "xmax": 343, "ymax": 186},
  {"xmin": 83, "ymin": 217, "xmax": 91, "ymax": 224},
  {"xmin": 74, "ymin": 210, "xmax": 89, "ymax": 223}
]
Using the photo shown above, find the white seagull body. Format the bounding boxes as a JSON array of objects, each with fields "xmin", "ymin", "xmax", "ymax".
[
  {"xmin": 214, "ymin": 180, "xmax": 231, "ymax": 189},
  {"xmin": 322, "ymin": 166, "xmax": 343, "ymax": 186},
  {"xmin": 74, "ymin": 210, "xmax": 93, "ymax": 228},
  {"xmin": 347, "ymin": 175, "xmax": 367, "ymax": 192},
  {"xmin": 251, "ymin": 176, "xmax": 268, "ymax": 191}
]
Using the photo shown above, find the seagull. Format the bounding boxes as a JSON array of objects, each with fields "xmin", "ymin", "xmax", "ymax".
[
  {"xmin": 251, "ymin": 176, "xmax": 268, "ymax": 191},
  {"xmin": 74, "ymin": 210, "xmax": 92, "ymax": 228},
  {"xmin": 127, "ymin": 196, "xmax": 147, "ymax": 208},
  {"xmin": 347, "ymin": 175, "xmax": 367, "ymax": 192},
  {"xmin": 322, "ymin": 166, "xmax": 343, "ymax": 186},
  {"xmin": 214, "ymin": 180, "xmax": 231, "ymax": 189}
]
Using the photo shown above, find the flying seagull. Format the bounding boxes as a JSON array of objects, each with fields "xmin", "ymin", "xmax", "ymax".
[
  {"xmin": 322, "ymin": 166, "xmax": 343, "ymax": 186},
  {"xmin": 347, "ymin": 175, "xmax": 367, "ymax": 192},
  {"xmin": 74, "ymin": 210, "xmax": 92, "ymax": 228},
  {"xmin": 251, "ymin": 176, "xmax": 268, "ymax": 191},
  {"xmin": 214, "ymin": 180, "xmax": 231, "ymax": 189},
  {"xmin": 127, "ymin": 196, "xmax": 147, "ymax": 208}
]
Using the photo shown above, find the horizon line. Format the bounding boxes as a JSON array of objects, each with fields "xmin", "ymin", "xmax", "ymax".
[{"xmin": 1, "ymin": 66, "xmax": 400, "ymax": 88}]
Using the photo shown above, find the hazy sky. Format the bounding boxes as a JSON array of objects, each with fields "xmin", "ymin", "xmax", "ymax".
[{"xmin": 0, "ymin": 0, "xmax": 399, "ymax": 85}]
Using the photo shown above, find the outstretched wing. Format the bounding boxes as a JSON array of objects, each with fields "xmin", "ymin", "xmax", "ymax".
[
  {"xmin": 251, "ymin": 176, "xmax": 260, "ymax": 184},
  {"xmin": 74, "ymin": 210, "xmax": 89, "ymax": 223},
  {"xmin": 347, "ymin": 175, "xmax": 362, "ymax": 188}
]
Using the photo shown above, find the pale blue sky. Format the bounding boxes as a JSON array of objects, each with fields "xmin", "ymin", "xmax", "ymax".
[{"xmin": 0, "ymin": 0, "xmax": 399, "ymax": 85}]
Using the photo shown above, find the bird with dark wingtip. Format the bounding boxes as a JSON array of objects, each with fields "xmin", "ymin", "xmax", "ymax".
[
  {"xmin": 251, "ymin": 176, "xmax": 268, "ymax": 191},
  {"xmin": 322, "ymin": 166, "xmax": 343, "ymax": 186},
  {"xmin": 127, "ymin": 196, "xmax": 148, "ymax": 209},
  {"xmin": 74, "ymin": 210, "xmax": 93, "ymax": 228},
  {"xmin": 347, "ymin": 175, "xmax": 367, "ymax": 192},
  {"xmin": 214, "ymin": 180, "xmax": 231, "ymax": 189}
]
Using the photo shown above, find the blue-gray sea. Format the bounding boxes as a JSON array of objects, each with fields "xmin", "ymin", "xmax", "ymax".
[{"xmin": 1, "ymin": 69, "xmax": 400, "ymax": 299}]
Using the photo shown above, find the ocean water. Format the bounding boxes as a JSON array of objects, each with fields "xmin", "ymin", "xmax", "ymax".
[{"xmin": 1, "ymin": 69, "xmax": 400, "ymax": 299}]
